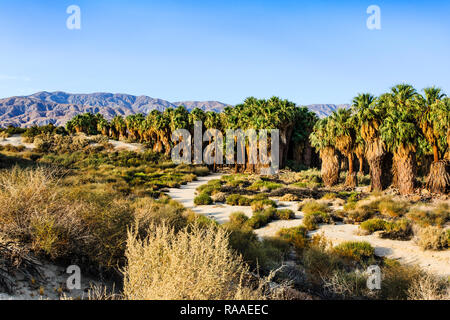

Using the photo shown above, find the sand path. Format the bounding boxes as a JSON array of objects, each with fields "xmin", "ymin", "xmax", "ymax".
[{"xmin": 168, "ymin": 175, "xmax": 450, "ymax": 277}]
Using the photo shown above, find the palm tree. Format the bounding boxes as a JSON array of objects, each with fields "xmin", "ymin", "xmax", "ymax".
[
  {"xmin": 417, "ymin": 88, "xmax": 450, "ymax": 193},
  {"xmin": 329, "ymin": 108, "xmax": 357, "ymax": 187},
  {"xmin": 380, "ymin": 84, "xmax": 420, "ymax": 195},
  {"xmin": 96, "ymin": 116, "xmax": 110, "ymax": 137},
  {"xmin": 353, "ymin": 93, "xmax": 391, "ymax": 191},
  {"xmin": 111, "ymin": 116, "xmax": 127, "ymax": 140},
  {"xmin": 310, "ymin": 118, "xmax": 340, "ymax": 187}
]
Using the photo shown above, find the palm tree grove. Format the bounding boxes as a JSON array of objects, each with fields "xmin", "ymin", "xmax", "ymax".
[{"xmin": 0, "ymin": 1, "xmax": 450, "ymax": 310}]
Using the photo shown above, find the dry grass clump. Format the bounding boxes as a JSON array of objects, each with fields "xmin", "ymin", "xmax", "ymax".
[
  {"xmin": 416, "ymin": 226, "xmax": 449, "ymax": 251},
  {"xmin": 407, "ymin": 273, "xmax": 450, "ymax": 300},
  {"xmin": 279, "ymin": 194, "xmax": 300, "ymax": 201},
  {"xmin": 122, "ymin": 223, "xmax": 267, "ymax": 300},
  {"xmin": 0, "ymin": 167, "xmax": 87, "ymax": 258},
  {"xmin": 298, "ymin": 200, "xmax": 329, "ymax": 215},
  {"xmin": 407, "ymin": 204, "xmax": 450, "ymax": 227},
  {"xmin": 378, "ymin": 199, "xmax": 409, "ymax": 218}
]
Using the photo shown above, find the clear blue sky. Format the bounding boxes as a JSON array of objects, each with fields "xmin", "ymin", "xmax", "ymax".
[{"xmin": 0, "ymin": 0, "xmax": 449, "ymax": 105}]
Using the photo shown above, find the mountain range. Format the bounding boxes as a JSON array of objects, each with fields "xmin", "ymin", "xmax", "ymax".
[{"xmin": 0, "ymin": 92, "xmax": 349, "ymax": 127}]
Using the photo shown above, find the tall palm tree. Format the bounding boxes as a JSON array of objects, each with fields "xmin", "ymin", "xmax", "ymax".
[
  {"xmin": 380, "ymin": 84, "xmax": 421, "ymax": 195},
  {"xmin": 417, "ymin": 89, "xmax": 450, "ymax": 193},
  {"xmin": 310, "ymin": 118, "xmax": 340, "ymax": 187},
  {"xmin": 111, "ymin": 115, "xmax": 127, "ymax": 140},
  {"xmin": 329, "ymin": 108, "xmax": 357, "ymax": 187},
  {"xmin": 353, "ymin": 93, "xmax": 391, "ymax": 191}
]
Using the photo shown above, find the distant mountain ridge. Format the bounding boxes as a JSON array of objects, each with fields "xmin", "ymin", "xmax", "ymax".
[
  {"xmin": 0, "ymin": 91, "xmax": 349, "ymax": 127},
  {"xmin": 0, "ymin": 92, "xmax": 229, "ymax": 127}
]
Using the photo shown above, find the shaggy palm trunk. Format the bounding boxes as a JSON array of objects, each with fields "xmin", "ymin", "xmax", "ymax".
[
  {"xmin": 320, "ymin": 147, "xmax": 340, "ymax": 188},
  {"xmin": 426, "ymin": 160, "xmax": 450, "ymax": 194},
  {"xmin": 357, "ymin": 155, "xmax": 364, "ymax": 175},
  {"xmin": 393, "ymin": 145, "xmax": 416, "ymax": 195},
  {"xmin": 366, "ymin": 139, "xmax": 390, "ymax": 192},
  {"xmin": 345, "ymin": 153, "xmax": 357, "ymax": 188}
]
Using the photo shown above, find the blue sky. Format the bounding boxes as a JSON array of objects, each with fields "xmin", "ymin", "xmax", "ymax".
[{"xmin": 0, "ymin": 0, "xmax": 449, "ymax": 105}]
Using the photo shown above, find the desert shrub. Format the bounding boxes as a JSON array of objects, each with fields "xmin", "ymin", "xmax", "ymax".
[
  {"xmin": 333, "ymin": 241, "xmax": 375, "ymax": 262},
  {"xmin": 277, "ymin": 226, "xmax": 309, "ymax": 252},
  {"xmin": 407, "ymin": 206, "xmax": 450, "ymax": 227},
  {"xmin": 122, "ymin": 223, "xmax": 266, "ymax": 300},
  {"xmin": 360, "ymin": 218, "xmax": 387, "ymax": 234},
  {"xmin": 228, "ymin": 212, "xmax": 249, "ymax": 227},
  {"xmin": 346, "ymin": 207, "xmax": 375, "ymax": 223},
  {"xmin": 378, "ymin": 261, "xmax": 449, "ymax": 300},
  {"xmin": 252, "ymin": 193, "xmax": 270, "ymax": 201},
  {"xmin": 416, "ymin": 226, "xmax": 449, "ymax": 251},
  {"xmin": 193, "ymin": 166, "xmax": 210, "ymax": 176},
  {"xmin": 226, "ymin": 194, "xmax": 251, "ymax": 206},
  {"xmin": 248, "ymin": 179, "xmax": 282, "ymax": 191},
  {"xmin": 382, "ymin": 219, "xmax": 413, "ymax": 240},
  {"xmin": 251, "ymin": 199, "xmax": 277, "ymax": 212},
  {"xmin": 406, "ymin": 273, "xmax": 450, "ymax": 300},
  {"xmin": 299, "ymin": 200, "xmax": 329, "ymax": 215},
  {"xmin": 0, "ymin": 167, "xmax": 87, "ymax": 259},
  {"xmin": 378, "ymin": 199, "xmax": 408, "ymax": 218},
  {"xmin": 275, "ymin": 209, "xmax": 295, "ymax": 220},
  {"xmin": 321, "ymin": 193, "xmax": 337, "ymax": 200},
  {"xmin": 196, "ymin": 179, "xmax": 222, "ymax": 195},
  {"xmin": 279, "ymin": 194, "xmax": 299, "ymax": 201},
  {"xmin": 133, "ymin": 197, "xmax": 188, "ymax": 232},
  {"xmin": 303, "ymin": 212, "xmax": 331, "ymax": 231},
  {"xmin": 320, "ymin": 270, "xmax": 371, "ymax": 300},
  {"xmin": 246, "ymin": 208, "xmax": 277, "ymax": 229},
  {"xmin": 211, "ymin": 192, "xmax": 226, "ymax": 203},
  {"xmin": 0, "ymin": 144, "xmax": 26, "ymax": 152},
  {"xmin": 194, "ymin": 193, "xmax": 213, "ymax": 205}
]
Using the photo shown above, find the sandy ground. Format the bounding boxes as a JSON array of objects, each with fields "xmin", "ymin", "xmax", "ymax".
[
  {"xmin": 0, "ymin": 134, "xmax": 144, "ymax": 153},
  {"xmin": 167, "ymin": 175, "xmax": 450, "ymax": 277},
  {"xmin": 0, "ymin": 135, "xmax": 35, "ymax": 150}
]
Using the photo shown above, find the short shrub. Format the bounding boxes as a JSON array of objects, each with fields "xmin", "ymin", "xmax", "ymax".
[
  {"xmin": 407, "ymin": 207, "xmax": 450, "ymax": 227},
  {"xmin": 382, "ymin": 219, "xmax": 413, "ymax": 240},
  {"xmin": 378, "ymin": 200, "xmax": 408, "ymax": 218},
  {"xmin": 248, "ymin": 179, "xmax": 282, "ymax": 191},
  {"xmin": 275, "ymin": 209, "xmax": 295, "ymax": 220},
  {"xmin": 303, "ymin": 212, "xmax": 331, "ymax": 231},
  {"xmin": 246, "ymin": 208, "xmax": 277, "ymax": 229},
  {"xmin": 299, "ymin": 200, "xmax": 329, "ymax": 215},
  {"xmin": 194, "ymin": 193, "xmax": 213, "ymax": 205},
  {"xmin": 333, "ymin": 241, "xmax": 375, "ymax": 262},
  {"xmin": 360, "ymin": 218, "xmax": 387, "ymax": 234},
  {"xmin": 417, "ymin": 226, "xmax": 448, "ymax": 251},
  {"xmin": 226, "ymin": 194, "xmax": 252, "ymax": 206},
  {"xmin": 251, "ymin": 199, "xmax": 277, "ymax": 212},
  {"xmin": 228, "ymin": 212, "xmax": 249, "ymax": 227},
  {"xmin": 321, "ymin": 193, "xmax": 337, "ymax": 200},
  {"xmin": 277, "ymin": 226, "xmax": 309, "ymax": 252}
]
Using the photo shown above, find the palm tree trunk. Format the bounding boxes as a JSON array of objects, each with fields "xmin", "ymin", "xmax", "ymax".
[
  {"xmin": 320, "ymin": 147, "xmax": 340, "ymax": 188},
  {"xmin": 394, "ymin": 145, "xmax": 416, "ymax": 195},
  {"xmin": 366, "ymin": 139, "xmax": 391, "ymax": 192},
  {"xmin": 426, "ymin": 160, "xmax": 450, "ymax": 194},
  {"xmin": 345, "ymin": 153, "xmax": 357, "ymax": 188}
]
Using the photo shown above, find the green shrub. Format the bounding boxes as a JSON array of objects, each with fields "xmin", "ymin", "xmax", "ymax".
[
  {"xmin": 277, "ymin": 226, "xmax": 309, "ymax": 252},
  {"xmin": 378, "ymin": 200, "xmax": 408, "ymax": 218},
  {"xmin": 333, "ymin": 241, "xmax": 375, "ymax": 262},
  {"xmin": 226, "ymin": 194, "xmax": 252, "ymax": 206},
  {"xmin": 248, "ymin": 179, "xmax": 282, "ymax": 191},
  {"xmin": 299, "ymin": 200, "xmax": 329, "ymax": 215},
  {"xmin": 194, "ymin": 193, "xmax": 213, "ymax": 205},
  {"xmin": 251, "ymin": 199, "xmax": 277, "ymax": 212},
  {"xmin": 321, "ymin": 193, "xmax": 337, "ymax": 200},
  {"xmin": 246, "ymin": 208, "xmax": 277, "ymax": 229},
  {"xmin": 407, "ymin": 207, "xmax": 450, "ymax": 227},
  {"xmin": 228, "ymin": 212, "xmax": 249, "ymax": 227},
  {"xmin": 275, "ymin": 209, "xmax": 295, "ymax": 220},
  {"xmin": 360, "ymin": 219, "xmax": 387, "ymax": 234},
  {"xmin": 303, "ymin": 211, "xmax": 331, "ymax": 231},
  {"xmin": 382, "ymin": 219, "xmax": 413, "ymax": 240}
]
